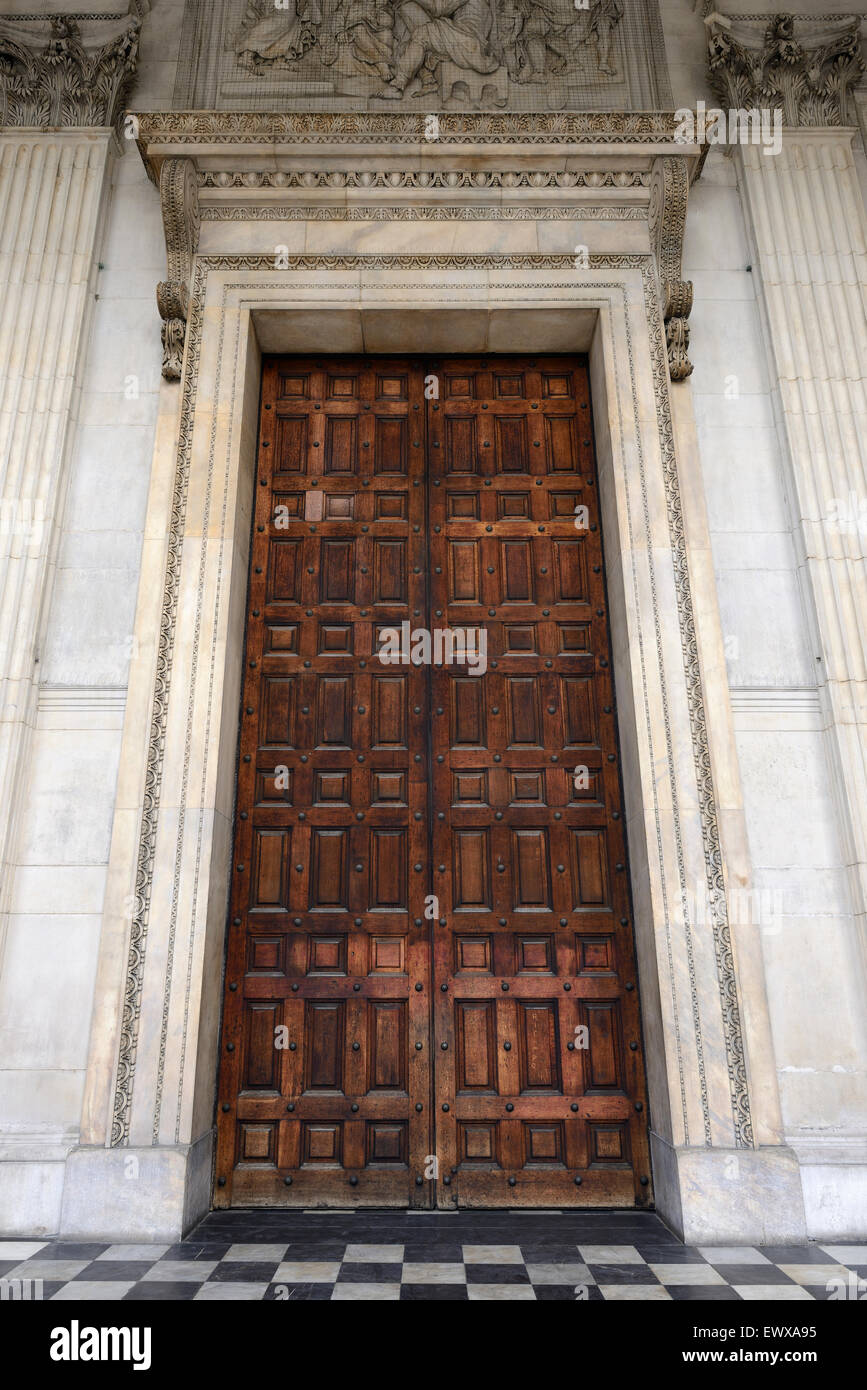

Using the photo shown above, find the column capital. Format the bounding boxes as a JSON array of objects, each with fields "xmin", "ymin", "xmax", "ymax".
[
  {"xmin": 0, "ymin": 6, "xmax": 142, "ymax": 131},
  {"xmin": 705, "ymin": 11, "xmax": 865, "ymax": 128}
]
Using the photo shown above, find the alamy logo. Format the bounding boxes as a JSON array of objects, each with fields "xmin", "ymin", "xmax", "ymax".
[
  {"xmin": 49, "ymin": 1321, "xmax": 152, "ymax": 1371},
  {"xmin": 377, "ymin": 622, "xmax": 487, "ymax": 675},
  {"xmin": 674, "ymin": 100, "xmax": 782, "ymax": 156}
]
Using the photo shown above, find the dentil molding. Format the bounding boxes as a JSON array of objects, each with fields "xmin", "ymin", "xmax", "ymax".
[
  {"xmin": 0, "ymin": 8, "xmax": 143, "ymax": 130},
  {"xmin": 706, "ymin": 12, "xmax": 865, "ymax": 127}
]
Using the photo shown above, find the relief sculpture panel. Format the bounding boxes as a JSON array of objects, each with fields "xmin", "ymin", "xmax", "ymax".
[{"xmin": 176, "ymin": 0, "xmax": 670, "ymax": 110}]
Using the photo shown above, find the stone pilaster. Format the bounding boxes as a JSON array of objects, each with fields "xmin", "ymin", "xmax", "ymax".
[
  {"xmin": 706, "ymin": 16, "xmax": 867, "ymax": 981},
  {"xmin": 0, "ymin": 11, "xmax": 140, "ymax": 972}
]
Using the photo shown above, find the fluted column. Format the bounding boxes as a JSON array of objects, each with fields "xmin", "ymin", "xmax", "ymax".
[
  {"xmin": 736, "ymin": 127, "xmax": 867, "ymax": 962},
  {"xmin": 0, "ymin": 131, "xmax": 117, "ymax": 959}
]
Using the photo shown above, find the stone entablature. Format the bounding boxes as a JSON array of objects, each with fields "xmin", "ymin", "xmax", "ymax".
[{"xmin": 133, "ymin": 110, "xmax": 704, "ymax": 381}]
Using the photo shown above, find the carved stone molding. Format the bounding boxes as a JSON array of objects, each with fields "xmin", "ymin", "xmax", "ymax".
[
  {"xmin": 0, "ymin": 11, "xmax": 140, "ymax": 129},
  {"xmin": 706, "ymin": 12, "xmax": 865, "ymax": 127},
  {"xmin": 156, "ymin": 158, "xmax": 200, "ymax": 381},
  {"xmin": 197, "ymin": 168, "xmax": 651, "ymax": 192},
  {"xmin": 648, "ymin": 155, "xmax": 693, "ymax": 381}
]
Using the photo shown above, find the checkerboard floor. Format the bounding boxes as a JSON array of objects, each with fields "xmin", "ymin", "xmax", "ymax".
[{"xmin": 3, "ymin": 1213, "xmax": 864, "ymax": 1301}]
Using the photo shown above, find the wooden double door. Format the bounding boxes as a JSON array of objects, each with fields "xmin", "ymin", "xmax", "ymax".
[{"xmin": 215, "ymin": 354, "xmax": 651, "ymax": 1209}]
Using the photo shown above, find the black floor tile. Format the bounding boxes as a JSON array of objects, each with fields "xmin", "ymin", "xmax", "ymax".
[
  {"xmin": 122, "ymin": 1282, "xmax": 200, "ymax": 1301},
  {"xmin": 400, "ymin": 1284, "xmax": 469, "ymax": 1301},
  {"xmin": 73, "ymin": 1261, "xmax": 158, "ymax": 1282},
  {"xmin": 713, "ymin": 1264, "xmax": 796, "ymax": 1285},
  {"xmin": 403, "ymin": 1244, "xmax": 465, "ymax": 1262},
  {"xmin": 36, "ymin": 1243, "xmax": 110, "ymax": 1261},
  {"xmin": 667, "ymin": 1285, "xmax": 743, "ymax": 1301},
  {"xmin": 757, "ymin": 1246, "xmax": 827, "ymax": 1264},
  {"xmin": 634, "ymin": 1246, "xmax": 708, "ymax": 1263},
  {"xmin": 518, "ymin": 1246, "xmax": 583, "ymax": 1263},
  {"xmin": 465, "ymin": 1264, "xmax": 530, "ymax": 1284}
]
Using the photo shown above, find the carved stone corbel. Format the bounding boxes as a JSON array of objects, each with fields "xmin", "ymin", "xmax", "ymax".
[
  {"xmin": 156, "ymin": 158, "xmax": 200, "ymax": 381},
  {"xmin": 648, "ymin": 155, "xmax": 694, "ymax": 382}
]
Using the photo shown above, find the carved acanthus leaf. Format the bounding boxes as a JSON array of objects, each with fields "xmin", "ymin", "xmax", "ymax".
[
  {"xmin": 0, "ymin": 13, "xmax": 140, "ymax": 129},
  {"xmin": 156, "ymin": 158, "xmax": 200, "ymax": 382},
  {"xmin": 648, "ymin": 155, "xmax": 693, "ymax": 382},
  {"xmin": 706, "ymin": 12, "xmax": 865, "ymax": 127}
]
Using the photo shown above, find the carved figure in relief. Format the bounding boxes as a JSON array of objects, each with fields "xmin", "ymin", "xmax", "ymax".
[
  {"xmin": 510, "ymin": 0, "xmax": 622, "ymax": 82},
  {"xmin": 322, "ymin": 0, "xmax": 397, "ymax": 81},
  {"xmin": 376, "ymin": 0, "xmax": 501, "ymax": 99},
  {"xmin": 235, "ymin": 0, "xmax": 321, "ymax": 70}
]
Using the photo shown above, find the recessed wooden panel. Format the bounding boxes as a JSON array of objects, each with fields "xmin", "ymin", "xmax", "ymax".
[
  {"xmin": 376, "ymin": 492, "xmax": 407, "ymax": 519},
  {"xmin": 500, "ymin": 540, "xmax": 534, "ymax": 603},
  {"xmin": 370, "ymin": 936, "xmax": 406, "ymax": 974},
  {"xmin": 517, "ymin": 1001, "xmax": 561, "ymax": 1093},
  {"xmin": 512, "ymin": 828, "xmax": 552, "ymax": 911},
  {"xmin": 553, "ymin": 539, "xmax": 588, "ymax": 603},
  {"xmin": 268, "ymin": 539, "xmax": 303, "ymax": 602},
  {"xmin": 369, "ymin": 829, "xmax": 407, "ymax": 911},
  {"xmin": 243, "ymin": 1002, "xmax": 280, "ymax": 1089},
  {"xmin": 445, "ymin": 415, "xmax": 476, "ymax": 472},
  {"xmin": 239, "ymin": 1123, "xmax": 277, "ymax": 1164},
  {"xmin": 261, "ymin": 677, "xmax": 297, "ymax": 747},
  {"xmin": 447, "ymin": 492, "xmax": 479, "ymax": 519},
  {"xmin": 450, "ymin": 677, "xmax": 486, "ymax": 747},
  {"xmin": 314, "ymin": 770, "xmax": 350, "ymax": 803},
  {"xmin": 376, "ymin": 373, "xmax": 408, "ymax": 400},
  {"xmin": 327, "ymin": 373, "xmax": 358, "ymax": 399},
  {"xmin": 274, "ymin": 415, "xmax": 307, "ymax": 471},
  {"xmin": 324, "ymin": 416, "xmax": 357, "ymax": 472},
  {"xmin": 588, "ymin": 1121, "xmax": 631, "ymax": 1166},
  {"xmin": 456, "ymin": 1000, "xmax": 498, "ymax": 1091},
  {"xmin": 452, "ymin": 828, "xmax": 491, "ymax": 911},
  {"xmin": 367, "ymin": 1121, "xmax": 408, "ymax": 1164},
  {"xmin": 371, "ymin": 771, "xmax": 407, "ymax": 804},
  {"xmin": 577, "ymin": 935, "xmax": 617, "ymax": 974},
  {"xmin": 516, "ymin": 935, "xmax": 555, "ymax": 973},
  {"xmin": 250, "ymin": 829, "xmax": 289, "ymax": 910},
  {"xmin": 506, "ymin": 677, "xmax": 542, "ymax": 746},
  {"xmin": 310, "ymin": 829, "xmax": 349, "ymax": 911},
  {"xmin": 301, "ymin": 1123, "xmax": 343, "ymax": 1165},
  {"xmin": 454, "ymin": 935, "xmax": 493, "ymax": 973},
  {"xmin": 522, "ymin": 1121, "xmax": 565, "ymax": 1166},
  {"xmin": 265, "ymin": 624, "xmax": 299, "ymax": 654},
  {"xmin": 545, "ymin": 414, "xmax": 577, "ymax": 470},
  {"xmin": 278, "ymin": 373, "xmax": 310, "ymax": 399},
  {"xmin": 503, "ymin": 623, "xmax": 536, "ymax": 654},
  {"xmin": 325, "ymin": 493, "xmax": 355, "ymax": 520},
  {"xmin": 320, "ymin": 539, "xmax": 354, "ymax": 603},
  {"xmin": 571, "ymin": 829, "xmax": 610, "ymax": 910},
  {"xmin": 509, "ymin": 771, "xmax": 545, "ymax": 804},
  {"xmin": 316, "ymin": 675, "xmax": 351, "ymax": 747},
  {"xmin": 304, "ymin": 1001, "xmax": 345, "ymax": 1092},
  {"xmin": 374, "ymin": 416, "xmax": 408, "ymax": 473},
  {"xmin": 561, "ymin": 676, "xmax": 598, "ymax": 746},
  {"xmin": 582, "ymin": 999, "xmax": 625, "ymax": 1092},
  {"xmin": 497, "ymin": 491, "xmax": 530, "ymax": 519},
  {"xmin": 458, "ymin": 1121, "xmax": 500, "ymax": 1163},
  {"xmin": 307, "ymin": 936, "xmax": 347, "ymax": 975},
  {"xmin": 448, "ymin": 540, "xmax": 480, "ymax": 602},
  {"xmin": 367, "ymin": 1001, "xmax": 407, "ymax": 1091},
  {"xmin": 372, "ymin": 676, "xmax": 408, "ymax": 748},
  {"xmin": 248, "ymin": 937, "xmax": 282, "ymax": 973},
  {"xmin": 495, "ymin": 415, "xmax": 528, "ymax": 472},
  {"xmin": 373, "ymin": 539, "xmax": 406, "ymax": 603},
  {"xmin": 453, "ymin": 769, "xmax": 488, "ymax": 803},
  {"xmin": 319, "ymin": 622, "xmax": 353, "ymax": 654}
]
